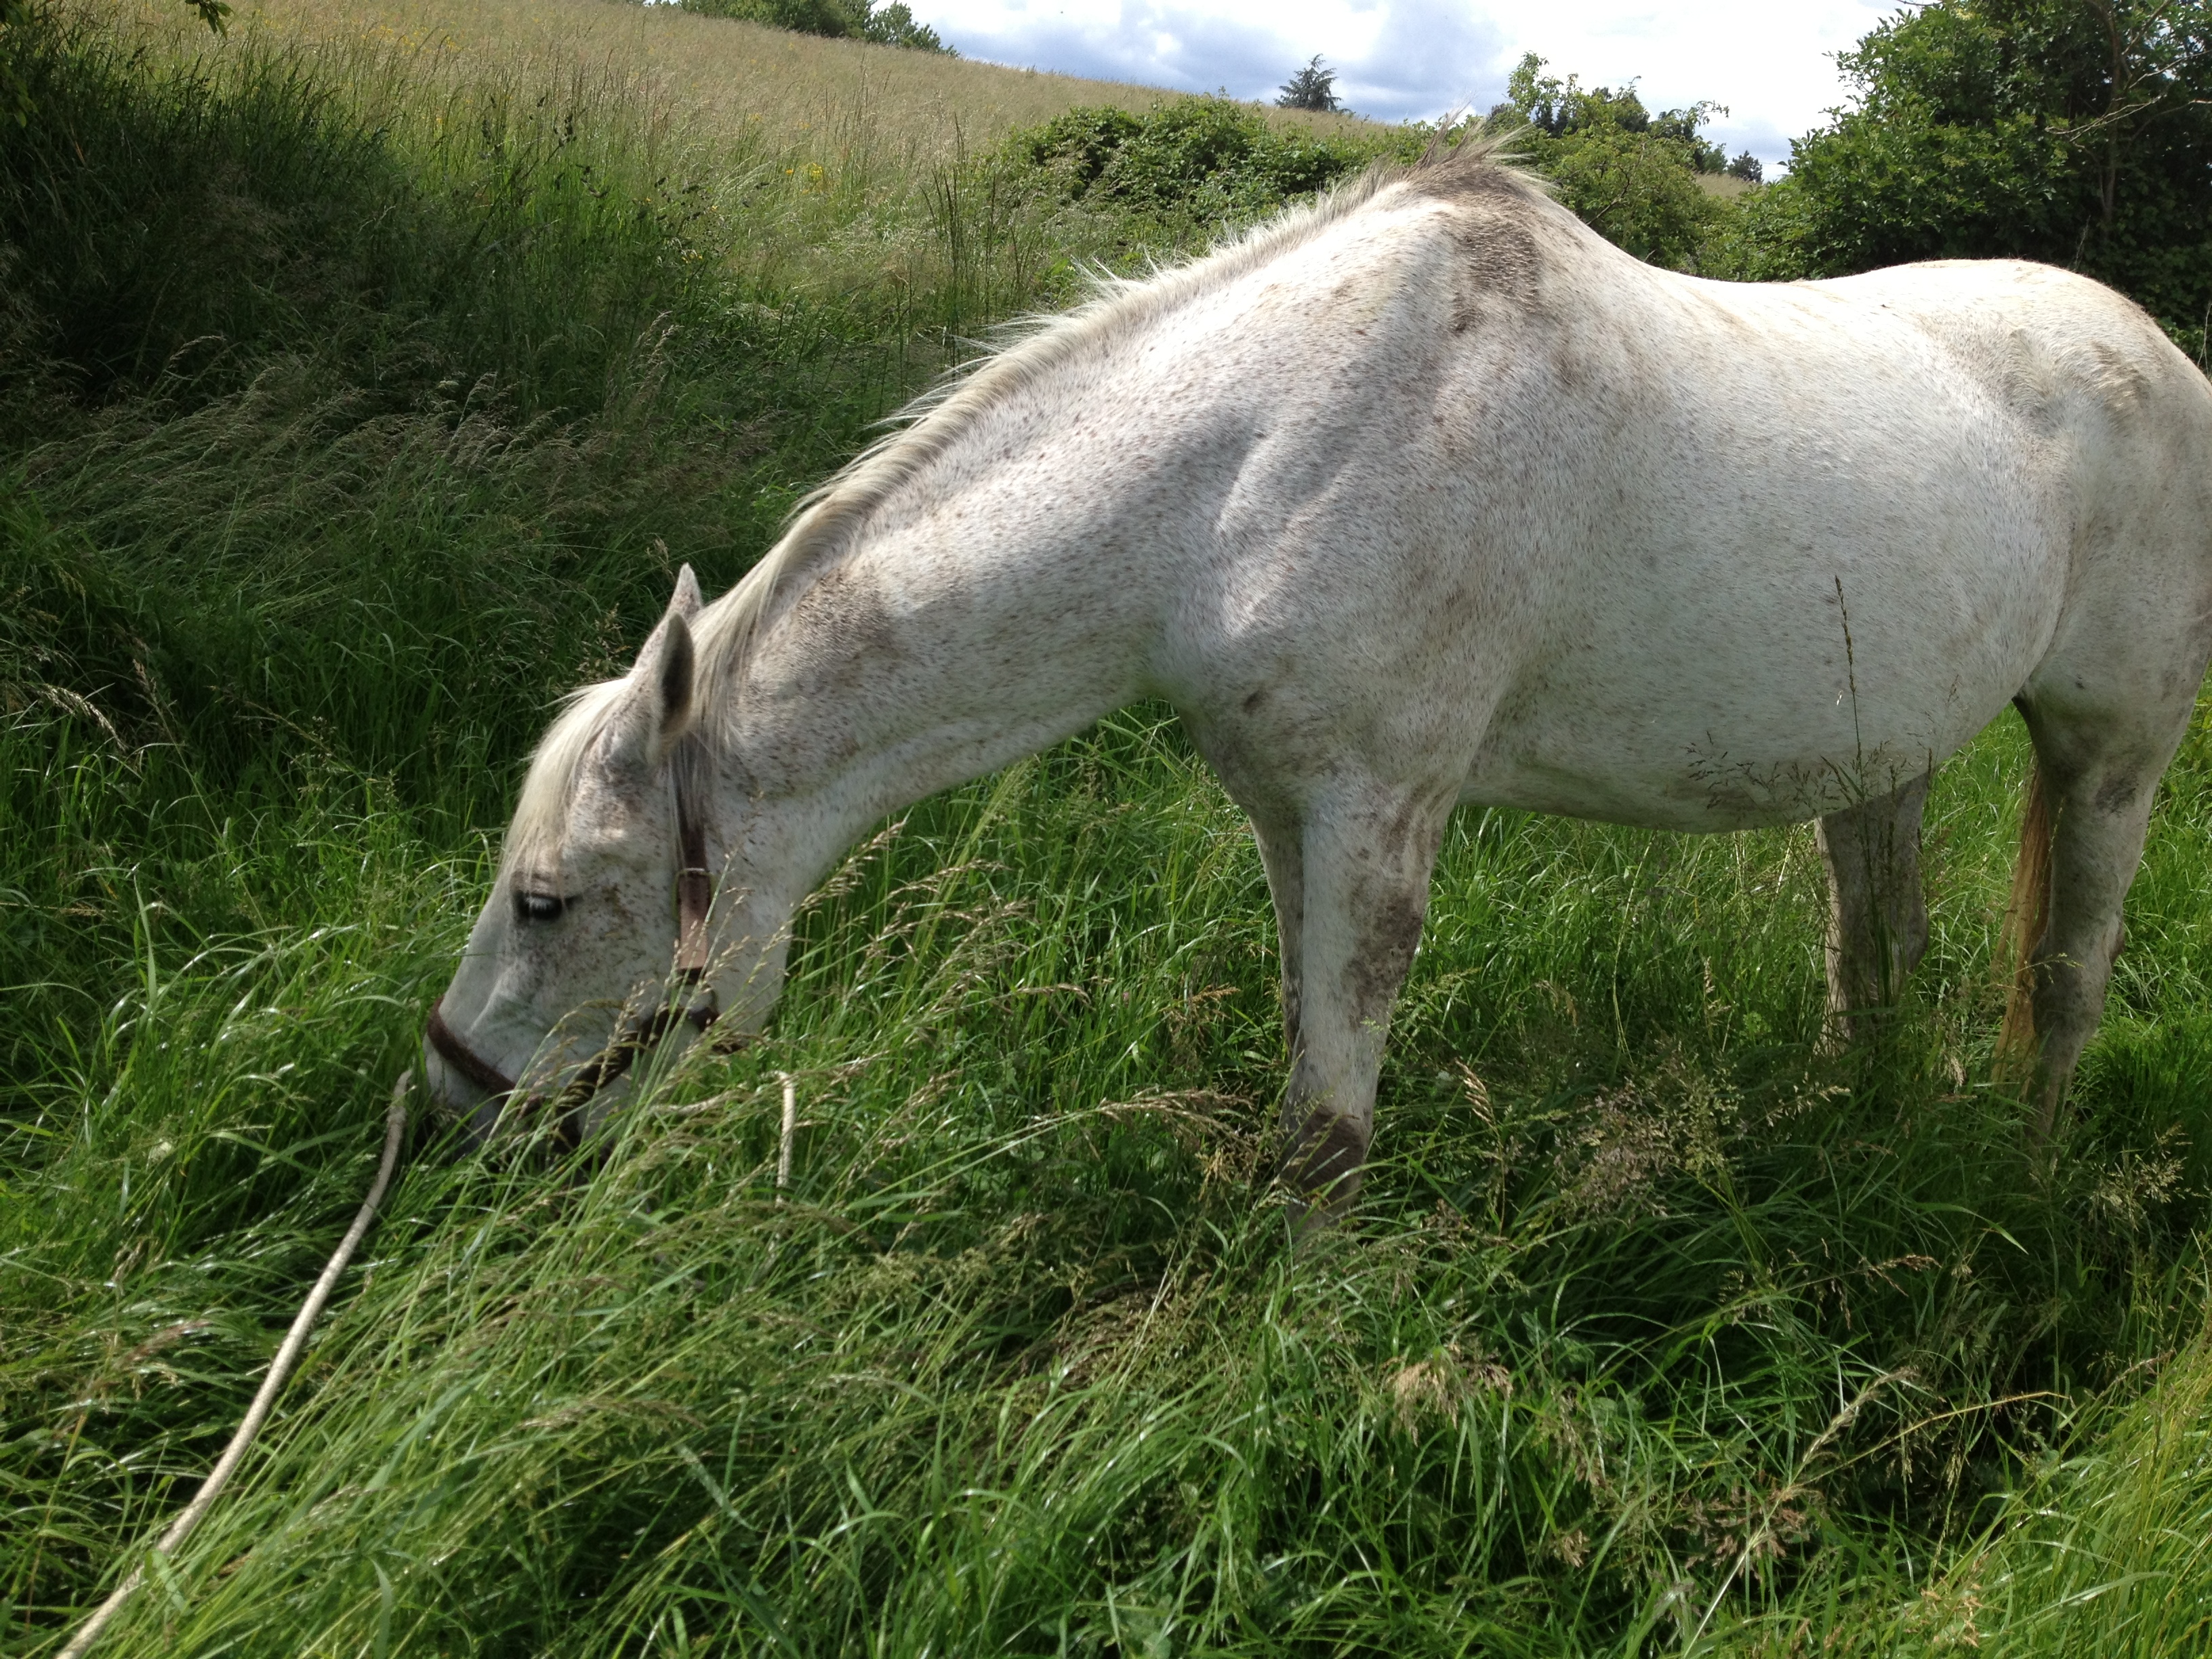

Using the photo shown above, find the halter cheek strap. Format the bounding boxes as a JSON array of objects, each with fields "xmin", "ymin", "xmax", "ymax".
[{"xmin": 426, "ymin": 743, "xmax": 722, "ymax": 1148}]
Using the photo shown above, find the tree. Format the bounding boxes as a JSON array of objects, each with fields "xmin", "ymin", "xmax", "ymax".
[
  {"xmin": 1748, "ymin": 1, "xmax": 2212, "ymax": 341},
  {"xmin": 1277, "ymin": 56, "xmax": 1341, "ymax": 113},
  {"xmin": 861, "ymin": 1, "xmax": 946, "ymax": 51},
  {"xmin": 1488, "ymin": 54, "xmax": 1734, "ymax": 270},
  {"xmin": 1726, "ymin": 150, "xmax": 1763, "ymax": 183}
]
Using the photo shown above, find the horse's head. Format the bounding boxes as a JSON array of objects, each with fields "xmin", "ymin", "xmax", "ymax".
[{"xmin": 422, "ymin": 568, "xmax": 730, "ymax": 1142}]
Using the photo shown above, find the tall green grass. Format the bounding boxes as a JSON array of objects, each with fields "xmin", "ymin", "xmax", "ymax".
[{"xmin": 4, "ymin": 10, "xmax": 2212, "ymax": 1656}]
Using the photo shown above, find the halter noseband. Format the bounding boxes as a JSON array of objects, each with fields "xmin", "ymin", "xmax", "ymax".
[{"xmin": 426, "ymin": 750, "xmax": 721, "ymax": 1150}]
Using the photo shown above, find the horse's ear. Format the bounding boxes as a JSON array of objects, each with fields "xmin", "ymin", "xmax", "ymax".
[
  {"xmin": 650, "ymin": 569, "xmax": 703, "ymax": 739},
  {"xmin": 672, "ymin": 562, "xmax": 703, "ymax": 622},
  {"xmin": 602, "ymin": 607, "xmax": 695, "ymax": 778}
]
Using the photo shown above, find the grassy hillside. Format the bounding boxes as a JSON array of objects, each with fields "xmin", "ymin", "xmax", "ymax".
[
  {"xmin": 112, "ymin": 0, "xmax": 1373, "ymax": 159},
  {"xmin": 4, "ymin": 5, "xmax": 2212, "ymax": 1656}
]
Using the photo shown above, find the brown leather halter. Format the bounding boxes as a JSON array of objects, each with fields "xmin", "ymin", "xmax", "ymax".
[{"xmin": 426, "ymin": 743, "xmax": 720, "ymax": 1150}]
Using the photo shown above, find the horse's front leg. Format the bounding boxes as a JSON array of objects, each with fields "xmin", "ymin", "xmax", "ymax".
[
  {"xmin": 1813, "ymin": 771, "xmax": 1932, "ymax": 1047},
  {"xmin": 1270, "ymin": 777, "xmax": 1454, "ymax": 1221},
  {"xmin": 1247, "ymin": 813, "xmax": 1307, "ymax": 1073}
]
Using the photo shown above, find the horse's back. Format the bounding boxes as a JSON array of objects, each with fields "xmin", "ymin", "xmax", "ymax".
[
  {"xmin": 1176, "ymin": 182, "xmax": 2212, "ymax": 830},
  {"xmin": 1461, "ymin": 249, "xmax": 2212, "ymax": 827}
]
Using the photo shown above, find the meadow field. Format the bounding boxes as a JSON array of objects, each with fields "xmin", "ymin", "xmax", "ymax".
[{"xmin": 3, "ymin": 3, "xmax": 2211, "ymax": 1654}]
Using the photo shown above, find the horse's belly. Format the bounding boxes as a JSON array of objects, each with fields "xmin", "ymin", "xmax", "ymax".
[
  {"xmin": 1465, "ymin": 712, "xmax": 1991, "ymax": 832},
  {"xmin": 1452, "ymin": 398, "xmax": 2074, "ymax": 827},
  {"xmin": 1460, "ymin": 569, "xmax": 2050, "ymax": 831}
]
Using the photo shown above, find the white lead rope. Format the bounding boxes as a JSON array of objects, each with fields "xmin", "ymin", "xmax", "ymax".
[{"xmin": 59, "ymin": 1074, "xmax": 413, "ymax": 1659}]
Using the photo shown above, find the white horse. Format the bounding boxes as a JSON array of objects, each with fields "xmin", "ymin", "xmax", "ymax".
[{"xmin": 422, "ymin": 142, "xmax": 2212, "ymax": 1208}]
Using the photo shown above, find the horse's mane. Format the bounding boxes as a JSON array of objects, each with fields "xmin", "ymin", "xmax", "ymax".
[
  {"xmin": 504, "ymin": 676, "xmax": 640, "ymax": 876},
  {"xmin": 506, "ymin": 131, "xmax": 1537, "ymax": 869}
]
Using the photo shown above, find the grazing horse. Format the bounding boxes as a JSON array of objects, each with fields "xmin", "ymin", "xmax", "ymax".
[{"xmin": 421, "ymin": 140, "xmax": 2212, "ymax": 1210}]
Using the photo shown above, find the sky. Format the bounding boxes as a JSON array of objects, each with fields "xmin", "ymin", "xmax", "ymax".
[{"xmin": 916, "ymin": 1, "xmax": 1906, "ymax": 171}]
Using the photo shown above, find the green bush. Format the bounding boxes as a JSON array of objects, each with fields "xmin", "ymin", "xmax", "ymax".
[
  {"xmin": 1012, "ymin": 96, "xmax": 1399, "ymax": 226},
  {"xmin": 1734, "ymin": 0, "xmax": 2212, "ymax": 349},
  {"xmin": 1011, "ymin": 80, "xmax": 1749, "ymax": 274},
  {"xmin": 674, "ymin": 0, "xmax": 951, "ymax": 54},
  {"xmin": 1488, "ymin": 53, "xmax": 1736, "ymax": 272}
]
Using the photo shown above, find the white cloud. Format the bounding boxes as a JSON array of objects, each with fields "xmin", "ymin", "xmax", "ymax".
[{"xmin": 917, "ymin": 0, "xmax": 1901, "ymax": 168}]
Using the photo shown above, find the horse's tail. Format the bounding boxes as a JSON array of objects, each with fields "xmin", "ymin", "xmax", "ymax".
[{"xmin": 1993, "ymin": 760, "xmax": 2053, "ymax": 1082}]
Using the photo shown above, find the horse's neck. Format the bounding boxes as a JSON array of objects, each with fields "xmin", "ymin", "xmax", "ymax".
[{"xmin": 710, "ymin": 512, "xmax": 1153, "ymax": 893}]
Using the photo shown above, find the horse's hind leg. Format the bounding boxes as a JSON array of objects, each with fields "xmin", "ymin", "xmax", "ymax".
[
  {"xmin": 1265, "ymin": 777, "xmax": 1454, "ymax": 1221},
  {"xmin": 1814, "ymin": 771, "xmax": 1931, "ymax": 1047},
  {"xmin": 2007, "ymin": 703, "xmax": 2186, "ymax": 1139}
]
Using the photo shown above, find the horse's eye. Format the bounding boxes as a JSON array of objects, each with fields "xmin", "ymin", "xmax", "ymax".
[{"xmin": 514, "ymin": 890, "xmax": 567, "ymax": 924}]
